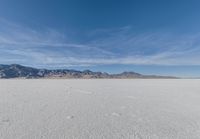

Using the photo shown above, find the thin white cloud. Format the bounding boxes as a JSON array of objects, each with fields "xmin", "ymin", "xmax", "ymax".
[{"xmin": 1, "ymin": 18, "xmax": 200, "ymax": 67}]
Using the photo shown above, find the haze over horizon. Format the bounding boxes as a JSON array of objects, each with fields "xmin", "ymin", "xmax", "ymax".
[{"xmin": 1, "ymin": 0, "xmax": 200, "ymax": 77}]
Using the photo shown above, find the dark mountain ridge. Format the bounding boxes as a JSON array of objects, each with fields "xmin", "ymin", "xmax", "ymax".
[{"xmin": 0, "ymin": 64, "xmax": 177, "ymax": 79}]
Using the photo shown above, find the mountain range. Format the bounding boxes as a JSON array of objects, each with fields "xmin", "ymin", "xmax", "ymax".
[{"xmin": 0, "ymin": 64, "xmax": 177, "ymax": 79}]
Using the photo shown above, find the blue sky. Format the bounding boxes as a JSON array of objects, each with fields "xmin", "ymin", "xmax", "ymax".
[{"xmin": 1, "ymin": 0, "xmax": 200, "ymax": 77}]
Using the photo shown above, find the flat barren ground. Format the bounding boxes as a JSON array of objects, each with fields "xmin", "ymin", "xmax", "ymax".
[{"xmin": 0, "ymin": 79, "xmax": 200, "ymax": 139}]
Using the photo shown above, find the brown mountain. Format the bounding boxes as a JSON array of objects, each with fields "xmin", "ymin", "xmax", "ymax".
[{"xmin": 0, "ymin": 64, "xmax": 177, "ymax": 79}]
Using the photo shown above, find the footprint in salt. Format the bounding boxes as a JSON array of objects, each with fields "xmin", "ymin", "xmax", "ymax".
[
  {"xmin": 66, "ymin": 116, "xmax": 74, "ymax": 119},
  {"xmin": 2, "ymin": 119, "xmax": 10, "ymax": 123},
  {"xmin": 111, "ymin": 112, "xmax": 122, "ymax": 117},
  {"xmin": 1, "ymin": 118, "xmax": 11, "ymax": 126}
]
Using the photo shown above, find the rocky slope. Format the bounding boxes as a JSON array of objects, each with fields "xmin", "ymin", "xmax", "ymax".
[{"xmin": 0, "ymin": 64, "xmax": 177, "ymax": 79}]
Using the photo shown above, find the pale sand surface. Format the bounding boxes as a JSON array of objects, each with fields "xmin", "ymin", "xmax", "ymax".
[{"xmin": 0, "ymin": 79, "xmax": 200, "ymax": 139}]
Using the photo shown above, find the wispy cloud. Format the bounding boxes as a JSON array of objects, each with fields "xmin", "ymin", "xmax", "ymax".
[{"xmin": 1, "ymin": 18, "xmax": 200, "ymax": 68}]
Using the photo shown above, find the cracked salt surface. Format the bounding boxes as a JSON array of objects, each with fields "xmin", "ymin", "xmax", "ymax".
[{"xmin": 0, "ymin": 79, "xmax": 200, "ymax": 139}]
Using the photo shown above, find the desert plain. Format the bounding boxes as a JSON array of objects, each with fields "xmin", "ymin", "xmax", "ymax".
[{"xmin": 0, "ymin": 79, "xmax": 200, "ymax": 139}]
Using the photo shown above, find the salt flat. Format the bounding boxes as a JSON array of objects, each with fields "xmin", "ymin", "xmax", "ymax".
[{"xmin": 0, "ymin": 79, "xmax": 200, "ymax": 139}]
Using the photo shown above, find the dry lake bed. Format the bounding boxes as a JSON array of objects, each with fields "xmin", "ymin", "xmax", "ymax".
[{"xmin": 0, "ymin": 79, "xmax": 200, "ymax": 139}]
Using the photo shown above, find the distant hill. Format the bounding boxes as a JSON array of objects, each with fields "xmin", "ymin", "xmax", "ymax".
[{"xmin": 0, "ymin": 64, "xmax": 177, "ymax": 79}]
